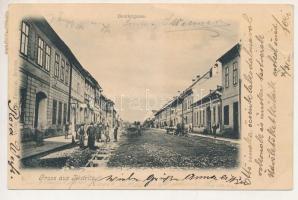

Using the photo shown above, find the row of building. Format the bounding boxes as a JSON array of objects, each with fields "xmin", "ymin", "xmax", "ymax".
[
  {"xmin": 153, "ymin": 43, "xmax": 241, "ymax": 139},
  {"xmin": 18, "ymin": 17, "xmax": 119, "ymax": 141}
]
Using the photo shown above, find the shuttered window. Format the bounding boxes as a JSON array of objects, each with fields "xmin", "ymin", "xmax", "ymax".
[
  {"xmin": 60, "ymin": 59, "xmax": 65, "ymax": 81},
  {"xmin": 54, "ymin": 53, "xmax": 60, "ymax": 77},
  {"xmin": 37, "ymin": 37, "xmax": 44, "ymax": 66},
  {"xmin": 20, "ymin": 22, "xmax": 29, "ymax": 56},
  {"xmin": 45, "ymin": 44, "xmax": 51, "ymax": 71},
  {"xmin": 233, "ymin": 62, "xmax": 238, "ymax": 85}
]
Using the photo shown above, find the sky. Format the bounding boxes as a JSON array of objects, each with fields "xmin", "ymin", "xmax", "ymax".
[{"xmin": 44, "ymin": 5, "xmax": 239, "ymax": 122}]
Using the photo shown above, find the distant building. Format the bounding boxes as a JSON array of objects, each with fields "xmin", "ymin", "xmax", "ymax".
[
  {"xmin": 169, "ymin": 96, "xmax": 183, "ymax": 127},
  {"xmin": 94, "ymin": 85, "xmax": 102, "ymax": 123},
  {"xmin": 70, "ymin": 62, "xmax": 86, "ymax": 129},
  {"xmin": 83, "ymin": 71, "xmax": 102, "ymax": 124},
  {"xmin": 180, "ymin": 89, "xmax": 193, "ymax": 130},
  {"xmin": 153, "ymin": 43, "xmax": 241, "ymax": 139},
  {"xmin": 192, "ymin": 86, "xmax": 222, "ymax": 134},
  {"xmin": 106, "ymin": 99, "xmax": 115, "ymax": 127},
  {"xmin": 191, "ymin": 62, "xmax": 222, "ymax": 133},
  {"xmin": 100, "ymin": 94, "xmax": 108, "ymax": 122}
]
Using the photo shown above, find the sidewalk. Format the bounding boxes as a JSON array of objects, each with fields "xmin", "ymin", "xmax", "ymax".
[
  {"xmin": 189, "ymin": 132, "xmax": 240, "ymax": 144},
  {"xmin": 21, "ymin": 135, "xmax": 75, "ymax": 159},
  {"xmin": 152, "ymin": 128, "xmax": 240, "ymax": 145}
]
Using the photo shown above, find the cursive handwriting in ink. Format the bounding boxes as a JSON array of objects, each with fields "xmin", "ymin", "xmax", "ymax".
[{"xmin": 8, "ymin": 100, "xmax": 21, "ymax": 179}]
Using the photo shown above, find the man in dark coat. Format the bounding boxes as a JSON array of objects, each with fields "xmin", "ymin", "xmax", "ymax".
[
  {"xmin": 113, "ymin": 120, "xmax": 119, "ymax": 142},
  {"xmin": 78, "ymin": 124, "xmax": 85, "ymax": 149},
  {"xmin": 95, "ymin": 122, "xmax": 102, "ymax": 142},
  {"xmin": 87, "ymin": 123, "xmax": 96, "ymax": 149}
]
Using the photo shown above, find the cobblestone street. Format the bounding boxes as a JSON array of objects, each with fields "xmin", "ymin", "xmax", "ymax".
[
  {"xmin": 22, "ymin": 128, "xmax": 239, "ymax": 169},
  {"xmin": 21, "ymin": 136, "xmax": 122, "ymax": 169},
  {"xmin": 108, "ymin": 128, "xmax": 239, "ymax": 169}
]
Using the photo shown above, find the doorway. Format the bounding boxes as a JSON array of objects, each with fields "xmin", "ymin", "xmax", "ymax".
[
  {"xmin": 206, "ymin": 106, "xmax": 211, "ymax": 133},
  {"xmin": 34, "ymin": 92, "xmax": 47, "ymax": 130},
  {"xmin": 233, "ymin": 101, "xmax": 239, "ymax": 137}
]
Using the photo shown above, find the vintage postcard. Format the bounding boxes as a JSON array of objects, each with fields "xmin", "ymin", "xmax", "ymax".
[{"xmin": 6, "ymin": 4, "xmax": 293, "ymax": 189}]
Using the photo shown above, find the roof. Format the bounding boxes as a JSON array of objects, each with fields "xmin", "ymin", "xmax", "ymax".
[
  {"xmin": 154, "ymin": 99, "xmax": 173, "ymax": 116},
  {"xmin": 217, "ymin": 43, "xmax": 240, "ymax": 65},
  {"xmin": 192, "ymin": 86, "xmax": 223, "ymax": 107},
  {"xmin": 100, "ymin": 94, "xmax": 107, "ymax": 101},
  {"xmin": 154, "ymin": 66, "xmax": 214, "ymax": 116},
  {"xmin": 180, "ymin": 88, "xmax": 193, "ymax": 98}
]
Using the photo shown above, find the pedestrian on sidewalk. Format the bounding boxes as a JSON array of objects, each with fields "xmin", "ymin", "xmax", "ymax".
[
  {"xmin": 176, "ymin": 122, "xmax": 181, "ymax": 136},
  {"xmin": 65, "ymin": 123, "xmax": 69, "ymax": 139},
  {"xmin": 104, "ymin": 121, "xmax": 111, "ymax": 143},
  {"xmin": 87, "ymin": 123, "xmax": 96, "ymax": 149},
  {"xmin": 113, "ymin": 120, "xmax": 119, "ymax": 142},
  {"xmin": 95, "ymin": 122, "xmax": 102, "ymax": 142},
  {"xmin": 35, "ymin": 128, "xmax": 44, "ymax": 146},
  {"xmin": 212, "ymin": 123, "xmax": 218, "ymax": 138},
  {"xmin": 78, "ymin": 123, "xmax": 85, "ymax": 149}
]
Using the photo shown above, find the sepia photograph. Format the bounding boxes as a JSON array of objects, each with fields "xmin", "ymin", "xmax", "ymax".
[
  {"xmin": 5, "ymin": 3, "xmax": 293, "ymax": 190},
  {"xmin": 18, "ymin": 12, "xmax": 240, "ymax": 170}
]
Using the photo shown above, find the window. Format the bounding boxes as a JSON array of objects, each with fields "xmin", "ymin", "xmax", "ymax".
[
  {"xmin": 52, "ymin": 100, "xmax": 57, "ymax": 124},
  {"xmin": 60, "ymin": 59, "xmax": 65, "ymax": 81},
  {"xmin": 20, "ymin": 22, "xmax": 29, "ymax": 55},
  {"xmin": 225, "ymin": 66, "xmax": 229, "ymax": 88},
  {"xmin": 58, "ymin": 102, "xmax": 62, "ymax": 125},
  {"xmin": 54, "ymin": 53, "xmax": 60, "ymax": 77},
  {"xmin": 233, "ymin": 62, "xmax": 238, "ymax": 85},
  {"xmin": 65, "ymin": 63, "xmax": 69, "ymax": 85},
  {"xmin": 45, "ymin": 45, "xmax": 51, "ymax": 71},
  {"xmin": 20, "ymin": 88, "xmax": 27, "ymax": 123},
  {"xmin": 224, "ymin": 105, "xmax": 229, "ymax": 125},
  {"xmin": 37, "ymin": 37, "xmax": 44, "ymax": 66},
  {"xmin": 63, "ymin": 103, "xmax": 67, "ymax": 124}
]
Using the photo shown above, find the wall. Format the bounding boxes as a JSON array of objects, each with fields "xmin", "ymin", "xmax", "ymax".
[
  {"xmin": 221, "ymin": 55, "xmax": 240, "ymax": 137},
  {"xmin": 19, "ymin": 19, "xmax": 71, "ymax": 141}
]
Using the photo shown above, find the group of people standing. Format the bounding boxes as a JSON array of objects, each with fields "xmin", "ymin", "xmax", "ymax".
[{"xmin": 76, "ymin": 120, "xmax": 119, "ymax": 149}]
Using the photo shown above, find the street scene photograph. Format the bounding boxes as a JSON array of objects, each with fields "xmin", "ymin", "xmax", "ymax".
[{"xmin": 18, "ymin": 6, "xmax": 241, "ymax": 170}]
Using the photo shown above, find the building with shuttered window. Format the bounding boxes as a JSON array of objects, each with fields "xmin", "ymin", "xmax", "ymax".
[{"xmin": 18, "ymin": 17, "xmax": 109, "ymax": 141}]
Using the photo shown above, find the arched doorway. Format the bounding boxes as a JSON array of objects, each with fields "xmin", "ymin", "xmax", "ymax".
[{"xmin": 34, "ymin": 92, "xmax": 47, "ymax": 130}]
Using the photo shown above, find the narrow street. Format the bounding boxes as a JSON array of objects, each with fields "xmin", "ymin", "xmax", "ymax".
[
  {"xmin": 22, "ymin": 128, "xmax": 239, "ymax": 169},
  {"xmin": 108, "ymin": 128, "xmax": 239, "ymax": 169}
]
